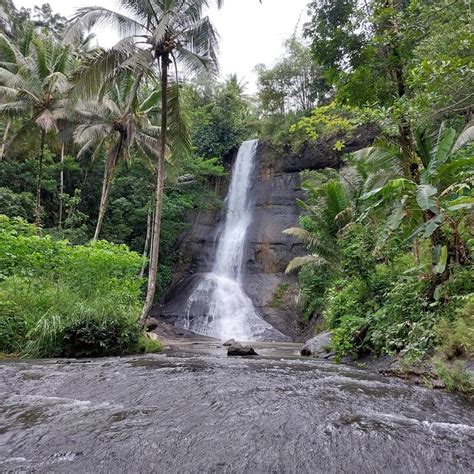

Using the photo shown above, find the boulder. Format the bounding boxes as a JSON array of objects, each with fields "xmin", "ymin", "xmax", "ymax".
[
  {"xmin": 146, "ymin": 332, "xmax": 161, "ymax": 342},
  {"xmin": 301, "ymin": 331, "xmax": 332, "ymax": 357},
  {"xmin": 223, "ymin": 339, "xmax": 236, "ymax": 347},
  {"xmin": 227, "ymin": 343, "xmax": 258, "ymax": 357},
  {"xmin": 146, "ymin": 317, "xmax": 160, "ymax": 331}
]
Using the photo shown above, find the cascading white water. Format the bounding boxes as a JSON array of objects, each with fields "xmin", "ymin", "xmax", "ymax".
[{"xmin": 184, "ymin": 140, "xmax": 281, "ymax": 341}]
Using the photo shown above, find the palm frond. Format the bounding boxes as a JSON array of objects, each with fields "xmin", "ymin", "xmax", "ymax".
[
  {"xmin": 65, "ymin": 7, "xmax": 148, "ymax": 43},
  {"xmin": 285, "ymin": 255, "xmax": 327, "ymax": 273},
  {"xmin": 452, "ymin": 123, "xmax": 474, "ymax": 152},
  {"xmin": 166, "ymin": 79, "xmax": 191, "ymax": 163},
  {"xmin": 74, "ymin": 123, "xmax": 113, "ymax": 147}
]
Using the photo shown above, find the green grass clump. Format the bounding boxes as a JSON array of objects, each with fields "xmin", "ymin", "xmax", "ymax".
[
  {"xmin": 270, "ymin": 283, "xmax": 290, "ymax": 309},
  {"xmin": 138, "ymin": 335, "xmax": 164, "ymax": 354},
  {"xmin": 0, "ymin": 215, "xmax": 152, "ymax": 358}
]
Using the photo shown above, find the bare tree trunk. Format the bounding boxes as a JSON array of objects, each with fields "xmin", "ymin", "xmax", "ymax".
[
  {"xmin": 0, "ymin": 119, "xmax": 11, "ymax": 161},
  {"xmin": 93, "ymin": 146, "xmax": 120, "ymax": 241},
  {"xmin": 140, "ymin": 53, "xmax": 169, "ymax": 325},
  {"xmin": 140, "ymin": 205, "xmax": 153, "ymax": 278},
  {"xmin": 58, "ymin": 143, "xmax": 65, "ymax": 228},
  {"xmin": 413, "ymin": 239, "xmax": 420, "ymax": 265},
  {"xmin": 35, "ymin": 129, "xmax": 46, "ymax": 228}
]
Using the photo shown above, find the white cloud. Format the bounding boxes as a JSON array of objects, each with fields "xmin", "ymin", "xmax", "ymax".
[{"xmin": 13, "ymin": 0, "xmax": 309, "ymax": 92}]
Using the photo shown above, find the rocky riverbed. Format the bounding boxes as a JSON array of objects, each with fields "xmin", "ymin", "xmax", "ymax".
[{"xmin": 1, "ymin": 341, "xmax": 473, "ymax": 473}]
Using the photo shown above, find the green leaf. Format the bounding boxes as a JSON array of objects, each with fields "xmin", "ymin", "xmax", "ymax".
[
  {"xmin": 360, "ymin": 178, "xmax": 415, "ymax": 201},
  {"xmin": 416, "ymin": 184, "xmax": 438, "ymax": 212},
  {"xmin": 376, "ymin": 196, "xmax": 407, "ymax": 247},
  {"xmin": 433, "ymin": 245, "xmax": 448, "ymax": 274},
  {"xmin": 436, "ymin": 157, "xmax": 474, "ymax": 179},
  {"xmin": 446, "ymin": 196, "xmax": 474, "ymax": 212},
  {"xmin": 434, "ymin": 128, "xmax": 456, "ymax": 165},
  {"xmin": 405, "ymin": 214, "xmax": 444, "ymax": 243},
  {"xmin": 447, "ymin": 203, "xmax": 474, "ymax": 211},
  {"xmin": 433, "ymin": 285, "xmax": 443, "ymax": 301},
  {"xmin": 452, "ymin": 124, "xmax": 474, "ymax": 152}
]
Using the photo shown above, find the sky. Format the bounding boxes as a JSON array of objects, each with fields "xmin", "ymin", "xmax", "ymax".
[{"xmin": 12, "ymin": 0, "xmax": 310, "ymax": 92}]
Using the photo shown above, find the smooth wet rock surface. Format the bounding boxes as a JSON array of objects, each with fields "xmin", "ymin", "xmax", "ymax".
[
  {"xmin": 1, "ymin": 344, "xmax": 473, "ymax": 473},
  {"xmin": 301, "ymin": 331, "xmax": 333, "ymax": 357}
]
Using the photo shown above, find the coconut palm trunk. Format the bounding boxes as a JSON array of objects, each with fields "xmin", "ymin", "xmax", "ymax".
[
  {"xmin": 93, "ymin": 144, "xmax": 121, "ymax": 241},
  {"xmin": 35, "ymin": 129, "xmax": 46, "ymax": 228},
  {"xmin": 140, "ymin": 53, "xmax": 169, "ymax": 325},
  {"xmin": 0, "ymin": 119, "xmax": 11, "ymax": 161},
  {"xmin": 140, "ymin": 206, "xmax": 153, "ymax": 278},
  {"xmin": 58, "ymin": 143, "xmax": 65, "ymax": 227}
]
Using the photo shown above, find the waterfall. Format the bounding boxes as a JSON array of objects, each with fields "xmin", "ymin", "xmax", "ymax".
[{"xmin": 183, "ymin": 140, "xmax": 282, "ymax": 341}]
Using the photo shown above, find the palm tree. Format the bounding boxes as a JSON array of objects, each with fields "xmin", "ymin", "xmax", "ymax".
[
  {"xmin": 73, "ymin": 74, "xmax": 161, "ymax": 240},
  {"xmin": 284, "ymin": 178, "xmax": 354, "ymax": 273},
  {"xmin": 66, "ymin": 0, "xmax": 219, "ymax": 324},
  {"xmin": 0, "ymin": 32, "xmax": 75, "ymax": 226}
]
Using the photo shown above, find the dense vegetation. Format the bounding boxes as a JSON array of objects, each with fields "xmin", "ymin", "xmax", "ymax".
[
  {"xmin": 0, "ymin": 215, "xmax": 163, "ymax": 357},
  {"xmin": 0, "ymin": 0, "xmax": 252, "ymax": 357},
  {"xmin": 263, "ymin": 0, "xmax": 472, "ymax": 393},
  {"xmin": 0, "ymin": 0, "xmax": 472, "ymax": 393}
]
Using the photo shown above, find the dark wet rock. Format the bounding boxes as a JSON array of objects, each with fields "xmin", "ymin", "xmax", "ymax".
[
  {"xmin": 380, "ymin": 358, "xmax": 440, "ymax": 387},
  {"xmin": 146, "ymin": 317, "xmax": 159, "ymax": 331},
  {"xmin": 223, "ymin": 339, "xmax": 236, "ymax": 347},
  {"xmin": 277, "ymin": 124, "xmax": 379, "ymax": 173},
  {"xmin": 354, "ymin": 353, "xmax": 449, "ymax": 390},
  {"xmin": 227, "ymin": 343, "xmax": 258, "ymax": 357},
  {"xmin": 301, "ymin": 331, "xmax": 332, "ymax": 357},
  {"xmin": 158, "ymin": 130, "xmax": 377, "ymax": 340}
]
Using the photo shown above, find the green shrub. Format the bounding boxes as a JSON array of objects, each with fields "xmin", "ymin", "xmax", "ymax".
[
  {"xmin": 298, "ymin": 264, "xmax": 333, "ymax": 319},
  {"xmin": 338, "ymin": 224, "xmax": 377, "ymax": 281},
  {"xmin": 0, "ymin": 276, "xmax": 144, "ymax": 358},
  {"xmin": 60, "ymin": 316, "xmax": 142, "ymax": 358},
  {"xmin": 435, "ymin": 295, "xmax": 474, "ymax": 360},
  {"xmin": 0, "ymin": 215, "xmax": 149, "ymax": 358},
  {"xmin": 324, "ymin": 278, "xmax": 371, "ymax": 329},
  {"xmin": 0, "ymin": 187, "xmax": 35, "ymax": 221},
  {"xmin": 332, "ymin": 315, "xmax": 371, "ymax": 362},
  {"xmin": 369, "ymin": 275, "xmax": 433, "ymax": 356},
  {"xmin": 434, "ymin": 359, "xmax": 473, "ymax": 396}
]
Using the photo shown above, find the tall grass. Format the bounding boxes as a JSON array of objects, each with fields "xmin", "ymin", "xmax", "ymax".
[{"xmin": 0, "ymin": 215, "xmax": 160, "ymax": 358}]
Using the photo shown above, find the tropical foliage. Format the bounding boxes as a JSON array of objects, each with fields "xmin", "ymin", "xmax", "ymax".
[
  {"xmin": 0, "ymin": 0, "xmax": 472, "ymax": 387},
  {"xmin": 267, "ymin": 0, "xmax": 474, "ymax": 391},
  {"xmin": 0, "ymin": 1, "xmax": 240, "ymax": 357}
]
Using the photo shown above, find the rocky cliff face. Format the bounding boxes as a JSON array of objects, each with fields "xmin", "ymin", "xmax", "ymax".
[
  {"xmin": 158, "ymin": 125, "xmax": 378, "ymax": 340},
  {"xmin": 242, "ymin": 142, "xmax": 306, "ymax": 338}
]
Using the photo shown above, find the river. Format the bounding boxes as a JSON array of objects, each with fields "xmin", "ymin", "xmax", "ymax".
[{"xmin": 0, "ymin": 342, "xmax": 473, "ymax": 473}]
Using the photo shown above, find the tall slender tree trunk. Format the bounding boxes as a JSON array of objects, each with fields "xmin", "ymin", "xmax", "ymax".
[
  {"xmin": 58, "ymin": 143, "xmax": 65, "ymax": 227},
  {"xmin": 383, "ymin": 0, "xmax": 416, "ymax": 176},
  {"xmin": 35, "ymin": 129, "xmax": 46, "ymax": 228},
  {"xmin": 93, "ymin": 146, "xmax": 120, "ymax": 241},
  {"xmin": 140, "ymin": 205, "xmax": 153, "ymax": 278},
  {"xmin": 0, "ymin": 119, "xmax": 11, "ymax": 161},
  {"xmin": 140, "ymin": 53, "xmax": 169, "ymax": 325}
]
